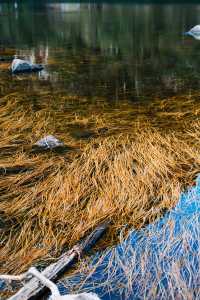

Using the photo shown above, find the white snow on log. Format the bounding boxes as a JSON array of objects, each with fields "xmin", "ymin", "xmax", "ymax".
[{"xmin": 35, "ymin": 135, "xmax": 64, "ymax": 149}]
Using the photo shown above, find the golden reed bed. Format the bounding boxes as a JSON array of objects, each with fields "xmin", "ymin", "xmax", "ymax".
[{"xmin": 1, "ymin": 90, "xmax": 200, "ymax": 277}]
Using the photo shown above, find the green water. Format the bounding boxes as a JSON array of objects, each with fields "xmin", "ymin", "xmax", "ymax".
[{"xmin": 1, "ymin": 1, "xmax": 200, "ymax": 135}]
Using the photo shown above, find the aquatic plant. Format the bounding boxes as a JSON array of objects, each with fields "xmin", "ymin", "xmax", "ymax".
[
  {"xmin": 58, "ymin": 176, "xmax": 200, "ymax": 300},
  {"xmin": 1, "ymin": 88, "xmax": 200, "ymax": 298}
]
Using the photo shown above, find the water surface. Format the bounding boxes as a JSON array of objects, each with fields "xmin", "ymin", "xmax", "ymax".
[{"xmin": 1, "ymin": 2, "xmax": 200, "ymax": 135}]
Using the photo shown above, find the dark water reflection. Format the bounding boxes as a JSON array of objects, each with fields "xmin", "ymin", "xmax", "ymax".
[{"xmin": 1, "ymin": 2, "xmax": 200, "ymax": 131}]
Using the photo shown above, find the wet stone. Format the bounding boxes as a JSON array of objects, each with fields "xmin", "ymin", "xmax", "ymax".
[
  {"xmin": 11, "ymin": 59, "xmax": 43, "ymax": 74},
  {"xmin": 34, "ymin": 135, "xmax": 64, "ymax": 149}
]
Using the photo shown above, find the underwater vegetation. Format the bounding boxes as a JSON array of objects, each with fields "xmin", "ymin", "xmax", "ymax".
[
  {"xmin": 1, "ymin": 3, "xmax": 200, "ymax": 298},
  {"xmin": 57, "ymin": 176, "xmax": 200, "ymax": 300},
  {"xmin": 1, "ymin": 89, "xmax": 200, "ymax": 282}
]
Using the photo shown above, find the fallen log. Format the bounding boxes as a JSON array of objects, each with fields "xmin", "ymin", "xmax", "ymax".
[{"xmin": 8, "ymin": 221, "xmax": 110, "ymax": 300}]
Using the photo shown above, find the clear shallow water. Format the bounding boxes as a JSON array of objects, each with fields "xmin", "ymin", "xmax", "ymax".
[
  {"xmin": 1, "ymin": 3, "xmax": 200, "ymax": 298},
  {"xmin": 1, "ymin": 2, "xmax": 200, "ymax": 119}
]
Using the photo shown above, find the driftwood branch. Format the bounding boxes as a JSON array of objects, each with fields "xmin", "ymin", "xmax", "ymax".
[{"xmin": 8, "ymin": 221, "xmax": 109, "ymax": 300}]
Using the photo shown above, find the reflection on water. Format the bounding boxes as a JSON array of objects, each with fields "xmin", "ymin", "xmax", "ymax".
[
  {"xmin": 48, "ymin": 3, "xmax": 81, "ymax": 12},
  {"xmin": 1, "ymin": 2, "xmax": 200, "ymax": 131},
  {"xmin": 57, "ymin": 176, "xmax": 200, "ymax": 299}
]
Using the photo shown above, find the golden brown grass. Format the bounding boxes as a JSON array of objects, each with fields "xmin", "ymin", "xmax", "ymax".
[{"xmin": 1, "ymin": 90, "xmax": 200, "ymax": 279}]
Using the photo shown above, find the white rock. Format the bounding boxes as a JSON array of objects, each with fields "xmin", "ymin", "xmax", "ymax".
[
  {"xmin": 49, "ymin": 292, "xmax": 101, "ymax": 300},
  {"xmin": 11, "ymin": 58, "xmax": 43, "ymax": 73},
  {"xmin": 35, "ymin": 135, "xmax": 64, "ymax": 149},
  {"xmin": 185, "ymin": 25, "xmax": 200, "ymax": 40},
  {"xmin": 189, "ymin": 25, "xmax": 200, "ymax": 34}
]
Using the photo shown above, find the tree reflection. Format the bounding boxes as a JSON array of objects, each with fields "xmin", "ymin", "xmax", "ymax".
[{"xmin": 1, "ymin": 3, "xmax": 200, "ymax": 100}]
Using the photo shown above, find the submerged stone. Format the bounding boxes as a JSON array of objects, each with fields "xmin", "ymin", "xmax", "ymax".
[
  {"xmin": 11, "ymin": 58, "xmax": 43, "ymax": 74},
  {"xmin": 35, "ymin": 135, "xmax": 64, "ymax": 149}
]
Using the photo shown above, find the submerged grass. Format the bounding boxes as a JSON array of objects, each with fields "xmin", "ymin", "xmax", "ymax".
[
  {"xmin": 1, "ymin": 90, "xmax": 200, "ymax": 292},
  {"xmin": 61, "ymin": 204, "xmax": 200, "ymax": 300}
]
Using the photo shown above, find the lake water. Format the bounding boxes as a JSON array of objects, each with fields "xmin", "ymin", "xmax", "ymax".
[
  {"xmin": 1, "ymin": 3, "xmax": 200, "ymax": 299},
  {"xmin": 1, "ymin": 1, "xmax": 200, "ymax": 136}
]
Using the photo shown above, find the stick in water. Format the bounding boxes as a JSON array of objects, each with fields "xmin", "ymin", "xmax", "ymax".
[{"xmin": 0, "ymin": 221, "xmax": 109, "ymax": 300}]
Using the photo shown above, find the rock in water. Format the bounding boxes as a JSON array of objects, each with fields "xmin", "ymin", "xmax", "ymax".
[
  {"xmin": 11, "ymin": 58, "xmax": 43, "ymax": 73},
  {"xmin": 35, "ymin": 135, "xmax": 64, "ymax": 149},
  {"xmin": 184, "ymin": 25, "xmax": 200, "ymax": 40}
]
